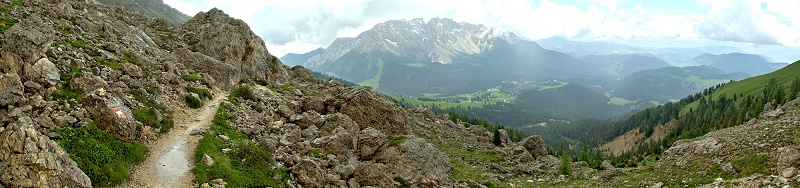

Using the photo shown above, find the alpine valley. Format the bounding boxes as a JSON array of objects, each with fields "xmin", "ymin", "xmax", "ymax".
[{"xmin": 282, "ymin": 18, "xmax": 787, "ymax": 128}]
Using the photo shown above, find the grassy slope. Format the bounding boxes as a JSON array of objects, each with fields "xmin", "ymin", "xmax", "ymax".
[
  {"xmin": 681, "ymin": 61, "xmax": 800, "ymax": 114},
  {"xmin": 358, "ymin": 58, "xmax": 384, "ymax": 88}
]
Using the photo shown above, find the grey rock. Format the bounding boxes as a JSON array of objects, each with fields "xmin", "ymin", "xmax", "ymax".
[
  {"xmin": 24, "ymin": 58, "xmax": 60, "ymax": 87},
  {"xmin": 375, "ymin": 136, "xmax": 450, "ymax": 184},
  {"xmin": 783, "ymin": 167, "xmax": 797, "ymax": 178},
  {"xmin": 202, "ymin": 154, "xmax": 214, "ymax": 166},
  {"xmin": 357, "ymin": 127, "xmax": 387, "ymax": 158},
  {"xmin": 520, "ymin": 135, "xmax": 548, "ymax": 157},
  {"xmin": 122, "ymin": 62, "xmax": 143, "ymax": 78},
  {"xmin": 722, "ymin": 162, "xmax": 736, "ymax": 174},
  {"xmin": 82, "ymin": 92, "xmax": 138, "ymax": 141},
  {"xmin": 190, "ymin": 128, "xmax": 206, "ymax": 136},
  {"xmin": 2, "ymin": 14, "xmax": 56, "ymax": 64},
  {"xmin": 291, "ymin": 158, "xmax": 324, "ymax": 187},
  {"xmin": 0, "ymin": 117, "xmax": 91, "ymax": 187},
  {"xmin": 0, "ymin": 73, "xmax": 25, "ymax": 106},
  {"xmin": 354, "ymin": 162, "xmax": 394, "ymax": 187}
]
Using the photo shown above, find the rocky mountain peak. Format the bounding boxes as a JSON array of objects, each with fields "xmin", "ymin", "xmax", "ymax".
[{"xmin": 302, "ymin": 18, "xmax": 518, "ymax": 67}]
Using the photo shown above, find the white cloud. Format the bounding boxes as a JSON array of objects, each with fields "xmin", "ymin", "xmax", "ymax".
[{"xmin": 697, "ymin": 0, "xmax": 800, "ymax": 47}]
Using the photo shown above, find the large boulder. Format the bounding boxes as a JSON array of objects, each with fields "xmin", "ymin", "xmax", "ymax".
[
  {"xmin": 354, "ymin": 162, "xmax": 395, "ymax": 187},
  {"xmin": 0, "ymin": 73, "xmax": 24, "ymax": 106},
  {"xmin": 291, "ymin": 158, "xmax": 324, "ymax": 188},
  {"xmin": 181, "ymin": 8, "xmax": 290, "ymax": 85},
  {"xmin": 375, "ymin": 136, "xmax": 451, "ymax": 185},
  {"xmin": 339, "ymin": 87, "xmax": 409, "ymax": 135},
  {"xmin": 171, "ymin": 48, "xmax": 239, "ymax": 90},
  {"xmin": 81, "ymin": 91, "xmax": 138, "ymax": 141},
  {"xmin": 24, "ymin": 58, "xmax": 60, "ymax": 87},
  {"xmin": 0, "ymin": 116, "xmax": 91, "ymax": 188},
  {"xmin": 1, "ymin": 13, "xmax": 56, "ymax": 63},
  {"xmin": 520, "ymin": 135, "xmax": 548, "ymax": 157},
  {"xmin": 357, "ymin": 127, "xmax": 387, "ymax": 158}
]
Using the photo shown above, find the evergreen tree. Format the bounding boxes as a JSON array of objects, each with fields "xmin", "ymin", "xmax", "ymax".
[
  {"xmin": 790, "ymin": 77, "xmax": 800, "ymax": 100},
  {"xmin": 579, "ymin": 145, "xmax": 589, "ymax": 162},
  {"xmin": 559, "ymin": 149, "xmax": 572, "ymax": 176},
  {"xmin": 492, "ymin": 128, "xmax": 502, "ymax": 146}
]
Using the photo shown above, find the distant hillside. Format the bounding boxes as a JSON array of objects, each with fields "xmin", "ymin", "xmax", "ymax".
[
  {"xmin": 95, "ymin": 0, "xmax": 191, "ymax": 24},
  {"xmin": 613, "ymin": 66, "xmax": 749, "ymax": 101},
  {"xmin": 281, "ymin": 48, "xmax": 324, "ymax": 67},
  {"xmin": 536, "ymin": 37, "xmax": 743, "ymax": 64},
  {"xmin": 683, "ymin": 53, "xmax": 787, "ymax": 76},
  {"xmin": 580, "ymin": 54, "xmax": 671, "ymax": 78}
]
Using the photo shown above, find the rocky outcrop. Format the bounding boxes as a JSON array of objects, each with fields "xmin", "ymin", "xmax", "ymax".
[
  {"xmin": 375, "ymin": 136, "xmax": 451, "ymax": 185},
  {"xmin": 0, "ymin": 117, "xmax": 91, "ymax": 188},
  {"xmin": 82, "ymin": 92, "xmax": 138, "ymax": 141},
  {"xmin": 338, "ymin": 87, "xmax": 409, "ymax": 135},
  {"xmin": 520, "ymin": 135, "xmax": 548, "ymax": 157},
  {"xmin": 182, "ymin": 8, "xmax": 290, "ymax": 86}
]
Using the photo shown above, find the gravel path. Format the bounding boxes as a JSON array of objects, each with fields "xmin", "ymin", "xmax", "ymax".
[{"xmin": 120, "ymin": 92, "xmax": 227, "ymax": 188}]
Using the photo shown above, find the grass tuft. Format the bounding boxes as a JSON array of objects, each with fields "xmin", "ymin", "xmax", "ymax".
[
  {"xmin": 54, "ymin": 123, "xmax": 147, "ymax": 187},
  {"xmin": 387, "ymin": 135, "xmax": 407, "ymax": 147},
  {"xmin": 187, "ymin": 86, "xmax": 212, "ymax": 99}
]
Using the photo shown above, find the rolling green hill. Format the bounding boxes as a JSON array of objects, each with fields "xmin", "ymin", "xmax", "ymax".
[{"xmin": 681, "ymin": 60, "xmax": 800, "ymax": 114}]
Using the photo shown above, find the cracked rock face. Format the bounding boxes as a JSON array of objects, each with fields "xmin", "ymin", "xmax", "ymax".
[{"xmin": 0, "ymin": 117, "xmax": 91, "ymax": 188}]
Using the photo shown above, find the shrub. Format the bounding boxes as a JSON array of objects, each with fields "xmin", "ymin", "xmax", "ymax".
[
  {"xmin": 186, "ymin": 94, "xmax": 202, "ymax": 109},
  {"xmin": 131, "ymin": 90, "xmax": 167, "ymax": 111},
  {"xmin": 186, "ymin": 86, "xmax": 212, "ymax": 99},
  {"xmin": 256, "ymin": 80, "xmax": 269, "ymax": 86},
  {"xmin": 54, "ymin": 123, "xmax": 147, "ymax": 187},
  {"xmin": 181, "ymin": 73, "xmax": 202, "ymax": 82},
  {"xmin": 231, "ymin": 85, "xmax": 255, "ymax": 101}
]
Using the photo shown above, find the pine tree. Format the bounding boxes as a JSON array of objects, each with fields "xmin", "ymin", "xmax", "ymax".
[
  {"xmin": 492, "ymin": 129, "xmax": 502, "ymax": 146},
  {"xmin": 579, "ymin": 145, "xmax": 589, "ymax": 162},
  {"xmin": 559, "ymin": 149, "xmax": 572, "ymax": 176}
]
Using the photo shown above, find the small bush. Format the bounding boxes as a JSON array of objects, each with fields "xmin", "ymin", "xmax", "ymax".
[
  {"xmin": 131, "ymin": 90, "xmax": 167, "ymax": 111},
  {"xmin": 310, "ymin": 149, "xmax": 325, "ymax": 159},
  {"xmin": 133, "ymin": 108, "xmax": 158, "ymax": 128},
  {"xmin": 93, "ymin": 56, "xmax": 122, "ymax": 70},
  {"xmin": 145, "ymin": 87, "xmax": 157, "ymax": 95},
  {"xmin": 186, "ymin": 95, "xmax": 202, "ymax": 109},
  {"xmin": 231, "ymin": 85, "xmax": 255, "ymax": 101},
  {"xmin": 256, "ymin": 80, "xmax": 269, "ymax": 86},
  {"xmin": 54, "ymin": 123, "xmax": 147, "ymax": 187},
  {"xmin": 733, "ymin": 154, "xmax": 771, "ymax": 178},
  {"xmin": 186, "ymin": 86, "xmax": 212, "ymax": 99},
  {"xmin": 388, "ymin": 135, "xmax": 407, "ymax": 147},
  {"xmin": 181, "ymin": 73, "xmax": 203, "ymax": 82}
]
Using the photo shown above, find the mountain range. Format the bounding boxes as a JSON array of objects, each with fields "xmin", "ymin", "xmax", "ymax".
[{"xmin": 282, "ymin": 18, "xmax": 771, "ymax": 124}]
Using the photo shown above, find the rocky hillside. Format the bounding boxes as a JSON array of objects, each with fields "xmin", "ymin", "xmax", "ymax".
[{"xmin": 94, "ymin": 0, "xmax": 191, "ymax": 24}]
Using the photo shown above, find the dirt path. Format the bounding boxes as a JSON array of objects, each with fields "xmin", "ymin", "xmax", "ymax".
[{"xmin": 120, "ymin": 91, "xmax": 227, "ymax": 188}]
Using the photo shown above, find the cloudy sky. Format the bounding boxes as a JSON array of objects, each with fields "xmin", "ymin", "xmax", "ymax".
[{"xmin": 164, "ymin": 0, "xmax": 800, "ymax": 59}]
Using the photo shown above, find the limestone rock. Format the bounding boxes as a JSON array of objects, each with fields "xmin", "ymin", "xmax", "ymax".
[
  {"xmin": 2, "ymin": 14, "xmax": 56, "ymax": 63},
  {"xmin": 0, "ymin": 117, "xmax": 91, "ymax": 188},
  {"xmin": 291, "ymin": 158, "xmax": 324, "ymax": 187},
  {"xmin": 375, "ymin": 136, "xmax": 451, "ymax": 185},
  {"xmin": 339, "ymin": 87, "xmax": 409, "ymax": 135},
  {"xmin": 81, "ymin": 92, "xmax": 138, "ymax": 141},
  {"xmin": 24, "ymin": 58, "xmax": 60, "ymax": 87},
  {"xmin": 354, "ymin": 162, "xmax": 394, "ymax": 187},
  {"xmin": 202, "ymin": 154, "xmax": 214, "ymax": 166},
  {"xmin": 0, "ymin": 73, "xmax": 25, "ymax": 106},
  {"xmin": 357, "ymin": 127, "xmax": 387, "ymax": 158},
  {"xmin": 520, "ymin": 135, "xmax": 548, "ymax": 157}
]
